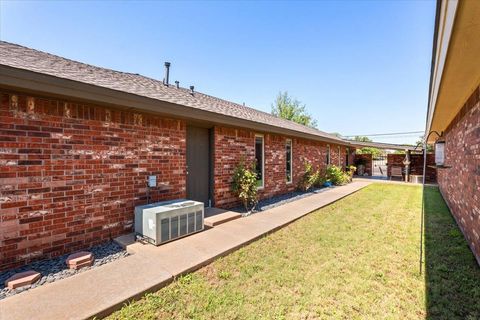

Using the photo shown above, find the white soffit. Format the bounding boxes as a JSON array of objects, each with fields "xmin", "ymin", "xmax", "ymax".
[{"xmin": 426, "ymin": 0, "xmax": 458, "ymax": 136}]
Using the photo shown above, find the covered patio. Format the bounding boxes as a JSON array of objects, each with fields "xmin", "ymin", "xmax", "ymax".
[{"xmin": 348, "ymin": 140, "xmax": 435, "ymax": 183}]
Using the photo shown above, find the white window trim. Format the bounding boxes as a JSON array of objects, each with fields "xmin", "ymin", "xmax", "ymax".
[
  {"xmin": 255, "ymin": 134, "xmax": 265, "ymax": 189},
  {"xmin": 286, "ymin": 139, "xmax": 293, "ymax": 184},
  {"xmin": 327, "ymin": 145, "xmax": 331, "ymax": 165}
]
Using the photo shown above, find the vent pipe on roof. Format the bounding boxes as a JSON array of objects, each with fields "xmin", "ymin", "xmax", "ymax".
[
  {"xmin": 190, "ymin": 85, "xmax": 194, "ymax": 95},
  {"xmin": 163, "ymin": 62, "xmax": 171, "ymax": 86},
  {"xmin": 175, "ymin": 80, "xmax": 179, "ymax": 89}
]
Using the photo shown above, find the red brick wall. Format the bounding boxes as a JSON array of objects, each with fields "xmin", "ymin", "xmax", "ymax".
[
  {"xmin": 437, "ymin": 86, "xmax": 480, "ymax": 264},
  {"xmin": 0, "ymin": 91, "xmax": 186, "ymax": 270},
  {"xmin": 353, "ymin": 154, "xmax": 372, "ymax": 176},
  {"xmin": 264, "ymin": 134, "xmax": 294, "ymax": 197},
  {"xmin": 212, "ymin": 126, "xmax": 256, "ymax": 208},
  {"xmin": 329, "ymin": 144, "xmax": 343, "ymax": 168},
  {"xmin": 386, "ymin": 153, "xmax": 437, "ymax": 182},
  {"xmin": 410, "ymin": 154, "xmax": 436, "ymax": 182},
  {"xmin": 213, "ymin": 126, "xmax": 349, "ymax": 208},
  {"xmin": 0, "ymin": 90, "xmax": 352, "ymax": 270},
  {"xmin": 293, "ymin": 138, "xmax": 326, "ymax": 180}
]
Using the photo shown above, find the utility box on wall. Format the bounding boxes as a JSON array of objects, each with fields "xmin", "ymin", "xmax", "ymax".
[
  {"xmin": 147, "ymin": 175, "xmax": 157, "ymax": 187},
  {"xmin": 135, "ymin": 199, "xmax": 204, "ymax": 245}
]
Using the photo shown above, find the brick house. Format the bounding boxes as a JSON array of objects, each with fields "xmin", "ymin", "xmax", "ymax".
[
  {"xmin": 426, "ymin": 0, "xmax": 480, "ymax": 264},
  {"xmin": 0, "ymin": 42, "xmax": 355, "ymax": 270}
]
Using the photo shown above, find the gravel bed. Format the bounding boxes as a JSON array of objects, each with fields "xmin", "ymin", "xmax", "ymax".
[
  {"xmin": 0, "ymin": 241, "xmax": 129, "ymax": 300},
  {"xmin": 232, "ymin": 185, "xmax": 336, "ymax": 214}
]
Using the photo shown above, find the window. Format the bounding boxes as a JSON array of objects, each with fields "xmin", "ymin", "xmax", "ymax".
[
  {"xmin": 338, "ymin": 146, "xmax": 341, "ymax": 166},
  {"xmin": 286, "ymin": 139, "xmax": 292, "ymax": 183},
  {"xmin": 326, "ymin": 145, "xmax": 331, "ymax": 165},
  {"xmin": 346, "ymin": 148, "xmax": 350, "ymax": 166},
  {"xmin": 255, "ymin": 135, "xmax": 264, "ymax": 188}
]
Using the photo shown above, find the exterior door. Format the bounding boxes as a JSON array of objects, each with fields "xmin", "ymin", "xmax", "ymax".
[{"xmin": 186, "ymin": 126, "xmax": 210, "ymax": 206}]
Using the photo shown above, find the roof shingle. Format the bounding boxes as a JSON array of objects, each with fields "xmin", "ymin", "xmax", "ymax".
[{"xmin": 0, "ymin": 41, "xmax": 344, "ymax": 143}]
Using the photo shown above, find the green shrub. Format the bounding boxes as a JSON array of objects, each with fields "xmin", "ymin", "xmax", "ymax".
[
  {"xmin": 297, "ymin": 161, "xmax": 319, "ymax": 191},
  {"xmin": 298, "ymin": 163, "xmax": 354, "ymax": 190},
  {"xmin": 314, "ymin": 168, "xmax": 328, "ymax": 187},
  {"xmin": 346, "ymin": 165, "xmax": 357, "ymax": 182},
  {"xmin": 326, "ymin": 165, "xmax": 350, "ymax": 186},
  {"xmin": 232, "ymin": 161, "xmax": 258, "ymax": 213}
]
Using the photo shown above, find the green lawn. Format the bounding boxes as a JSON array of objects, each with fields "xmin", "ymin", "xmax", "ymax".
[{"xmin": 109, "ymin": 184, "xmax": 480, "ymax": 320}]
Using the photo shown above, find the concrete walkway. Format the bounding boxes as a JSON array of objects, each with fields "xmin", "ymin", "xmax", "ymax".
[{"xmin": 0, "ymin": 180, "xmax": 371, "ymax": 320}]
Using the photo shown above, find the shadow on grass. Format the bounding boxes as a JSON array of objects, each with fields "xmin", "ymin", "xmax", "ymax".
[{"xmin": 424, "ymin": 186, "xmax": 480, "ymax": 319}]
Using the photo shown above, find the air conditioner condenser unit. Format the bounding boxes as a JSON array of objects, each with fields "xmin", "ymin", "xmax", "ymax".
[{"xmin": 135, "ymin": 199, "xmax": 204, "ymax": 245}]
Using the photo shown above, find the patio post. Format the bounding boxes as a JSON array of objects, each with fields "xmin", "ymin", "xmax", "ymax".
[{"xmin": 404, "ymin": 149, "xmax": 411, "ymax": 183}]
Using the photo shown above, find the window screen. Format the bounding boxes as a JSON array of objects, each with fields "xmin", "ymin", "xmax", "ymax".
[
  {"xmin": 338, "ymin": 146, "xmax": 341, "ymax": 166},
  {"xmin": 286, "ymin": 139, "xmax": 292, "ymax": 183},
  {"xmin": 255, "ymin": 136, "xmax": 264, "ymax": 187}
]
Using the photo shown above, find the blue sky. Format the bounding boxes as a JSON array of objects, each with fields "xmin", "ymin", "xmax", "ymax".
[{"xmin": 0, "ymin": 1, "xmax": 435, "ymax": 144}]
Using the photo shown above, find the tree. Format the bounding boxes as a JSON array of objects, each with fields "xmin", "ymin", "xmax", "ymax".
[
  {"xmin": 271, "ymin": 91, "xmax": 318, "ymax": 128},
  {"xmin": 415, "ymin": 137, "xmax": 433, "ymax": 152},
  {"xmin": 353, "ymin": 136, "xmax": 372, "ymax": 143},
  {"xmin": 353, "ymin": 136, "xmax": 382, "ymax": 158}
]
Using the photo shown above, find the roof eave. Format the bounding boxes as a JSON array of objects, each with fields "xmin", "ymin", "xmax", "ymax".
[
  {"xmin": 0, "ymin": 64, "xmax": 349, "ymax": 146},
  {"xmin": 425, "ymin": 0, "xmax": 459, "ymax": 141}
]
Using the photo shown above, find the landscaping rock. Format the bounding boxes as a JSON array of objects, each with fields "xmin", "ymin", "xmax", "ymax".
[
  {"xmin": 0, "ymin": 241, "xmax": 129, "ymax": 300},
  {"xmin": 232, "ymin": 186, "xmax": 335, "ymax": 214}
]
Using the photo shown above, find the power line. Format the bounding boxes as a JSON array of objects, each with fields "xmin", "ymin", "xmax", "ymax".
[{"xmin": 342, "ymin": 131, "xmax": 424, "ymax": 138}]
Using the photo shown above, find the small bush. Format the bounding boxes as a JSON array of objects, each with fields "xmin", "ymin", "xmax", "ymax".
[
  {"xmin": 346, "ymin": 165, "xmax": 357, "ymax": 182},
  {"xmin": 298, "ymin": 161, "xmax": 320, "ymax": 191},
  {"xmin": 314, "ymin": 169, "xmax": 327, "ymax": 187},
  {"xmin": 326, "ymin": 165, "xmax": 350, "ymax": 186},
  {"xmin": 232, "ymin": 161, "xmax": 258, "ymax": 213}
]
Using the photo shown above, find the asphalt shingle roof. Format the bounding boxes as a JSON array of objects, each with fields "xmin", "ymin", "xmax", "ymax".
[{"xmin": 0, "ymin": 41, "xmax": 345, "ymax": 143}]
